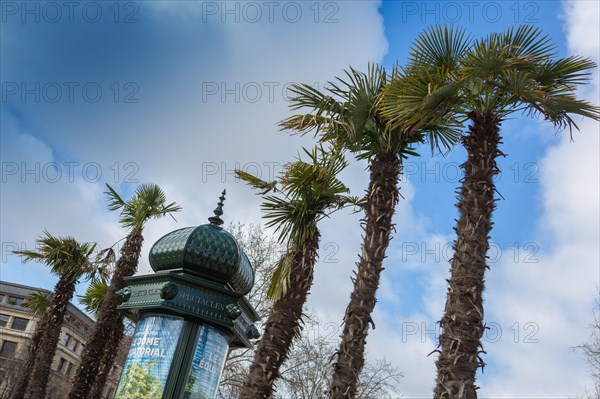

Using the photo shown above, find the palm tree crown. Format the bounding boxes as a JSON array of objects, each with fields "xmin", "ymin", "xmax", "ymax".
[
  {"xmin": 238, "ymin": 145, "xmax": 357, "ymax": 300},
  {"xmin": 105, "ymin": 183, "xmax": 182, "ymax": 230},
  {"xmin": 382, "ymin": 25, "xmax": 599, "ymax": 132}
]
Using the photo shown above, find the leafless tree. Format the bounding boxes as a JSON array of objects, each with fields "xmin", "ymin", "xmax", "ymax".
[
  {"xmin": 573, "ymin": 291, "xmax": 600, "ymax": 399},
  {"xmin": 274, "ymin": 315, "xmax": 402, "ymax": 399}
]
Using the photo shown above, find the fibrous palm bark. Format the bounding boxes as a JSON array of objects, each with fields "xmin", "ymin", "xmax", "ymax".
[
  {"xmin": 11, "ymin": 313, "xmax": 50, "ymax": 399},
  {"xmin": 433, "ymin": 111, "xmax": 502, "ymax": 398},
  {"xmin": 68, "ymin": 228, "xmax": 143, "ymax": 399},
  {"xmin": 240, "ymin": 233, "xmax": 320, "ymax": 399},
  {"xmin": 88, "ymin": 318, "xmax": 125, "ymax": 399},
  {"xmin": 25, "ymin": 278, "xmax": 77, "ymax": 399},
  {"xmin": 329, "ymin": 152, "xmax": 400, "ymax": 399}
]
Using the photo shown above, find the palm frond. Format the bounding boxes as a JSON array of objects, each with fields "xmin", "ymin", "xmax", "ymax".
[
  {"xmin": 408, "ymin": 25, "xmax": 472, "ymax": 72},
  {"xmin": 497, "ymin": 25, "xmax": 555, "ymax": 60},
  {"xmin": 235, "ymin": 170, "xmax": 278, "ymax": 195},
  {"xmin": 77, "ymin": 278, "xmax": 109, "ymax": 316},
  {"xmin": 14, "ymin": 231, "xmax": 99, "ymax": 283},
  {"xmin": 23, "ymin": 290, "xmax": 52, "ymax": 316},
  {"xmin": 107, "ymin": 183, "xmax": 182, "ymax": 230},
  {"xmin": 534, "ymin": 56, "xmax": 596, "ymax": 88},
  {"xmin": 104, "ymin": 183, "xmax": 126, "ymax": 212},
  {"xmin": 266, "ymin": 251, "xmax": 293, "ymax": 301}
]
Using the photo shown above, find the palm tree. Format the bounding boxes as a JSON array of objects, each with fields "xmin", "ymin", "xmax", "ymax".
[
  {"xmin": 12, "ymin": 232, "xmax": 108, "ymax": 399},
  {"xmin": 281, "ymin": 64, "xmax": 459, "ymax": 399},
  {"xmin": 237, "ymin": 146, "xmax": 359, "ymax": 398},
  {"xmin": 77, "ymin": 278, "xmax": 131, "ymax": 399},
  {"xmin": 11, "ymin": 291, "xmax": 52, "ymax": 399},
  {"xmin": 68, "ymin": 183, "xmax": 181, "ymax": 399},
  {"xmin": 381, "ymin": 25, "xmax": 600, "ymax": 398}
]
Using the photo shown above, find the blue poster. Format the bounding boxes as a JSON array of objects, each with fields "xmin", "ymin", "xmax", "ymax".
[
  {"xmin": 184, "ymin": 324, "xmax": 229, "ymax": 399},
  {"xmin": 115, "ymin": 314, "xmax": 184, "ymax": 399}
]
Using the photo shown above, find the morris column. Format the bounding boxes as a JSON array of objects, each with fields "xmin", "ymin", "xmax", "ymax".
[{"xmin": 114, "ymin": 191, "xmax": 260, "ymax": 399}]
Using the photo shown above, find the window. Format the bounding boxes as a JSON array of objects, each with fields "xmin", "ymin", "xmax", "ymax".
[
  {"xmin": 65, "ymin": 333, "xmax": 72, "ymax": 347},
  {"xmin": 0, "ymin": 314, "xmax": 9, "ymax": 327},
  {"xmin": 72, "ymin": 340, "xmax": 78, "ymax": 352},
  {"xmin": 57, "ymin": 357, "xmax": 66, "ymax": 373},
  {"xmin": 0, "ymin": 294, "xmax": 5, "ymax": 303},
  {"xmin": 66, "ymin": 362, "xmax": 73, "ymax": 376},
  {"xmin": 0, "ymin": 341, "xmax": 17, "ymax": 358},
  {"xmin": 11, "ymin": 317, "xmax": 29, "ymax": 331},
  {"xmin": 7, "ymin": 296, "xmax": 24, "ymax": 306}
]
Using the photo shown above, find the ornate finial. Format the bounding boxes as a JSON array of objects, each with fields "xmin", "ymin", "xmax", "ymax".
[{"xmin": 208, "ymin": 189, "xmax": 226, "ymax": 226}]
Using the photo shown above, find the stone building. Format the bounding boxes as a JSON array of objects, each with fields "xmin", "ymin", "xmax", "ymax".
[{"xmin": 0, "ymin": 281, "xmax": 129, "ymax": 399}]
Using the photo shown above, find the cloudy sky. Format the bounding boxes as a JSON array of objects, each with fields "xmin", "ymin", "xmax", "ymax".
[{"xmin": 1, "ymin": 0, "xmax": 598, "ymax": 396}]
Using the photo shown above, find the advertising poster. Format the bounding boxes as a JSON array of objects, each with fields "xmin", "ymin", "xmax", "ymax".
[
  {"xmin": 184, "ymin": 324, "xmax": 229, "ymax": 399},
  {"xmin": 115, "ymin": 314, "xmax": 184, "ymax": 399}
]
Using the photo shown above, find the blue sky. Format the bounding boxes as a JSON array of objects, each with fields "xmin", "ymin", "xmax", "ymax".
[{"xmin": 1, "ymin": 1, "xmax": 599, "ymax": 396}]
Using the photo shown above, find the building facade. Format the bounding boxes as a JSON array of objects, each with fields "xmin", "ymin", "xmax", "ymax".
[{"xmin": 0, "ymin": 281, "xmax": 129, "ymax": 399}]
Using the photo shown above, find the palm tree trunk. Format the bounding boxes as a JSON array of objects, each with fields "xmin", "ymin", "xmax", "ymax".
[
  {"xmin": 25, "ymin": 277, "xmax": 77, "ymax": 399},
  {"xmin": 433, "ymin": 111, "xmax": 502, "ymax": 398},
  {"xmin": 11, "ymin": 311, "xmax": 51, "ymax": 399},
  {"xmin": 88, "ymin": 318, "xmax": 125, "ymax": 399},
  {"xmin": 329, "ymin": 152, "xmax": 400, "ymax": 399},
  {"xmin": 68, "ymin": 228, "xmax": 143, "ymax": 399},
  {"xmin": 239, "ymin": 232, "xmax": 320, "ymax": 399}
]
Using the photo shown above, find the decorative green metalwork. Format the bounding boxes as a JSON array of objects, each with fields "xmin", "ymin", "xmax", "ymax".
[
  {"xmin": 148, "ymin": 191, "xmax": 254, "ymax": 295},
  {"xmin": 225, "ymin": 304, "xmax": 242, "ymax": 320},
  {"xmin": 116, "ymin": 191, "xmax": 261, "ymax": 399},
  {"xmin": 208, "ymin": 190, "xmax": 226, "ymax": 226}
]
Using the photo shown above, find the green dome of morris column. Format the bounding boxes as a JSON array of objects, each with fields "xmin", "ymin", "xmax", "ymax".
[{"xmin": 148, "ymin": 190, "xmax": 254, "ymax": 295}]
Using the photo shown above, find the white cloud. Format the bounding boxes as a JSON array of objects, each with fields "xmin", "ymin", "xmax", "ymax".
[{"xmin": 1, "ymin": 0, "xmax": 389, "ymax": 310}]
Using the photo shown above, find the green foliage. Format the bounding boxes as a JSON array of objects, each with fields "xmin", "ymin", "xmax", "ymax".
[
  {"xmin": 281, "ymin": 63, "xmax": 460, "ymax": 158},
  {"xmin": 105, "ymin": 183, "xmax": 182, "ymax": 231},
  {"xmin": 14, "ymin": 231, "xmax": 107, "ymax": 284},
  {"xmin": 77, "ymin": 278, "xmax": 109, "ymax": 316},
  {"xmin": 237, "ymin": 146, "xmax": 358, "ymax": 300},
  {"xmin": 23, "ymin": 290, "xmax": 52, "ymax": 316},
  {"xmin": 115, "ymin": 362, "xmax": 162, "ymax": 399},
  {"xmin": 382, "ymin": 25, "xmax": 600, "ymax": 137}
]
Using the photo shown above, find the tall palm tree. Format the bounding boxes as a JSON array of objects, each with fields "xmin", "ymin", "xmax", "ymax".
[
  {"xmin": 12, "ymin": 232, "xmax": 108, "ymax": 399},
  {"xmin": 77, "ymin": 278, "xmax": 131, "ymax": 399},
  {"xmin": 281, "ymin": 64, "xmax": 459, "ymax": 399},
  {"xmin": 381, "ymin": 25, "xmax": 600, "ymax": 398},
  {"xmin": 11, "ymin": 292, "xmax": 52, "ymax": 399},
  {"xmin": 237, "ymin": 146, "xmax": 359, "ymax": 398},
  {"xmin": 68, "ymin": 183, "xmax": 181, "ymax": 399}
]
